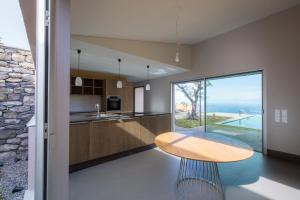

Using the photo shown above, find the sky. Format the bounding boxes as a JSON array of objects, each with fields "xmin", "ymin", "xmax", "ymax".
[
  {"xmin": 0, "ymin": 0, "xmax": 30, "ymax": 50},
  {"xmin": 175, "ymin": 73, "xmax": 262, "ymax": 105},
  {"xmin": 207, "ymin": 73, "xmax": 262, "ymax": 104}
]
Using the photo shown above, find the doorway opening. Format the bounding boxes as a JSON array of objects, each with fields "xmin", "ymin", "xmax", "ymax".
[{"xmin": 134, "ymin": 87, "xmax": 145, "ymax": 113}]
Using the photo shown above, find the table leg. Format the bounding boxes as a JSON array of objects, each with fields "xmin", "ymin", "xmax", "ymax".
[{"xmin": 176, "ymin": 158, "xmax": 224, "ymax": 200}]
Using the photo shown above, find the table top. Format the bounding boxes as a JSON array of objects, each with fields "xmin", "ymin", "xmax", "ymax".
[{"xmin": 155, "ymin": 132, "xmax": 254, "ymax": 163}]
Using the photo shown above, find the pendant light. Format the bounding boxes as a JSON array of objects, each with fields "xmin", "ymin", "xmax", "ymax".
[
  {"xmin": 174, "ymin": 1, "xmax": 180, "ymax": 63},
  {"xmin": 75, "ymin": 49, "xmax": 83, "ymax": 86},
  {"xmin": 116, "ymin": 58, "xmax": 123, "ymax": 88},
  {"xmin": 145, "ymin": 65, "xmax": 150, "ymax": 91}
]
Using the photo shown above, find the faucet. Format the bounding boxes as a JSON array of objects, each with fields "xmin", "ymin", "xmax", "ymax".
[{"xmin": 95, "ymin": 104, "xmax": 100, "ymax": 118}]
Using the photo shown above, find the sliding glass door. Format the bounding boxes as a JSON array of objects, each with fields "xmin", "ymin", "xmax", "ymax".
[
  {"xmin": 172, "ymin": 71, "xmax": 263, "ymax": 152},
  {"xmin": 205, "ymin": 72, "xmax": 263, "ymax": 152}
]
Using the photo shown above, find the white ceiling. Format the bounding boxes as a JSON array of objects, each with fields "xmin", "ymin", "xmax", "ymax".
[
  {"xmin": 71, "ymin": 0, "xmax": 300, "ymax": 44},
  {"xmin": 70, "ymin": 39, "xmax": 186, "ymax": 82},
  {"xmin": 70, "ymin": 0, "xmax": 300, "ymax": 81}
]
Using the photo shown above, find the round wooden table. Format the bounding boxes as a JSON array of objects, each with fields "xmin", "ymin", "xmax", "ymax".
[{"xmin": 155, "ymin": 132, "xmax": 254, "ymax": 200}]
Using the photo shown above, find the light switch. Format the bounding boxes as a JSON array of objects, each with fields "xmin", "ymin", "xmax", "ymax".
[
  {"xmin": 275, "ymin": 109, "xmax": 281, "ymax": 123},
  {"xmin": 281, "ymin": 109, "xmax": 288, "ymax": 123}
]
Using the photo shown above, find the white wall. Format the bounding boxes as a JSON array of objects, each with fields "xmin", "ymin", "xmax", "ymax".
[{"xmin": 136, "ymin": 5, "xmax": 300, "ymax": 156}]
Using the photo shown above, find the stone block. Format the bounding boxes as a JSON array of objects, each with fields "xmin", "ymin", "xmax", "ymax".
[
  {"xmin": 13, "ymin": 87, "xmax": 24, "ymax": 93},
  {"xmin": 0, "ymin": 66, "xmax": 12, "ymax": 72},
  {"xmin": 24, "ymin": 88, "xmax": 34, "ymax": 94},
  {"xmin": 9, "ymin": 106, "xmax": 30, "ymax": 113},
  {"xmin": 8, "ymin": 72, "xmax": 22, "ymax": 78},
  {"xmin": 9, "ymin": 64, "xmax": 19, "ymax": 68},
  {"xmin": 21, "ymin": 83, "xmax": 34, "ymax": 88},
  {"xmin": 0, "ymin": 73, "xmax": 8, "ymax": 79},
  {"xmin": 0, "ymin": 94, "xmax": 7, "ymax": 101},
  {"xmin": 22, "ymin": 74, "xmax": 35, "ymax": 82},
  {"xmin": 4, "ymin": 119, "xmax": 20, "ymax": 124},
  {"xmin": 11, "ymin": 53, "xmax": 25, "ymax": 62},
  {"xmin": 1, "ymin": 101, "xmax": 22, "ymax": 106},
  {"xmin": 17, "ymin": 112, "xmax": 33, "ymax": 120},
  {"xmin": 13, "ymin": 67, "xmax": 34, "ymax": 74},
  {"xmin": 3, "ymin": 112, "xmax": 17, "ymax": 118},
  {"xmin": 0, "ymin": 130, "xmax": 16, "ymax": 139},
  {"xmin": 0, "ymin": 53, "xmax": 11, "ymax": 61},
  {"xmin": 19, "ymin": 62, "xmax": 34, "ymax": 69},
  {"xmin": 20, "ymin": 139, "xmax": 28, "ymax": 146},
  {"xmin": 16, "ymin": 133, "xmax": 28, "ymax": 139},
  {"xmin": 23, "ymin": 96, "xmax": 34, "ymax": 106},
  {"xmin": 9, "ymin": 61, "xmax": 18, "ymax": 65},
  {"xmin": 0, "ymin": 144, "xmax": 18, "ymax": 152},
  {"xmin": 25, "ymin": 55, "xmax": 33, "ymax": 63},
  {"xmin": 18, "ymin": 146, "xmax": 28, "ymax": 151},
  {"xmin": 0, "ymin": 140, "xmax": 6, "ymax": 145},
  {"xmin": 0, "ymin": 151, "xmax": 16, "ymax": 160},
  {"xmin": 6, "ymin": 78, "xmax": 22, "ymax": 83},
  {"xmin": 5, "ymin": 124, "xmax": 25, "ymax": 130},
  {"xmin": 0, "ymin": 61, "xmax": 8, "ymax": 67},
  {"xmin": 7, "ymin": 93, "xmax": 20, "ymax": 101},
  {"xmin": 6, "ymin": 138, "xmax": 21, "ymax": 145},
  {"xmin": 5, "ymin": 83, "xmax": 20, "ymax": 88},
  {"xmin": 0, "ymin": 87, "xmax": 13, "ymax": 94}
]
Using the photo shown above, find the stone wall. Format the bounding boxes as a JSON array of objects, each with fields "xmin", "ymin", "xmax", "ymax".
[{"xmin": 0, "ymin": 45, "xmax": 35, "ymax": 159}]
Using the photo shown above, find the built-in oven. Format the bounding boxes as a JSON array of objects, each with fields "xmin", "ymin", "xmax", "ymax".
[{"xmin": 107, "ymin": 96, "xmax": 121, "ymax": 111}]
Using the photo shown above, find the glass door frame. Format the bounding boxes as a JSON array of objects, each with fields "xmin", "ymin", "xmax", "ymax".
[
  {"xmin": 204, "ymin": 70, "xmax": 264, "ymax": 152},
  {"xmin": 35, "ymin": 0, "xmax": 50, "ymax": 199},
  {"xmin": 171, "ymin": 70, "xmax": 265, "ymax": 153}
]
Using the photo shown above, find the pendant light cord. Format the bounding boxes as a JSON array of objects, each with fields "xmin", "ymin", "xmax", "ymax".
[
  {"xmin": 147, "ymin": 65, "xmax": 149, "ymax": 81},
  {"xmin": 77, "ymin": 49, "xmax": 81, "ymax": 76},
  {"xmin": 175, "ymin": 0, "xmax": 181, "ymax": 52},
  {"xmin": 118, "ymin": 58, "xmax": 121, "ymax": 80}
]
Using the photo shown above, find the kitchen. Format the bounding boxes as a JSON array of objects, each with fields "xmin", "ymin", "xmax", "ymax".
[{"xmin": 68, "ymin": 51, "xmax": 172, "ymax": 171}]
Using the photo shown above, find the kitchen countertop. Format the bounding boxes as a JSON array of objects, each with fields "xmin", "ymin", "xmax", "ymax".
[{"xmin": 70, "ymin": 112, "xmax": 171, "ymax": 123}]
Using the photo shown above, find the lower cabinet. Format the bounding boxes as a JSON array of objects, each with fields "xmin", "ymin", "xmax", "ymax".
[
  {"xmin": 122, "ymin": 118, "xmax": 143, "ymax": 150},
  {"xmin": 69, "ymin": 123, "xmax": 90, "ymax": 165},
  {"xmin": 90, "ymin": 120, "xmax": 125, "ymax": 159},
  {"xmin": 140, "ymin": 116, "xmax": 157, "ymax": 145},
  {"xmin": 69, "ymin": 114, "xmax": 171, "ymax": 165},
  {"xmin": 140, "ymin": 115, "xmax": 171, "ymax": 145}
]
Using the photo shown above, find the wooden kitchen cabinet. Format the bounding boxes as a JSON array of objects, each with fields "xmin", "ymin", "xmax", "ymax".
[
  {"xmin": 70, "ymin": 114, "xmax": 171, "ymax": 167},
  {"xmin": 121, "ymin": 86, "xmax": 133, "ymax": 112},
  {"xmin": 69, "ymin": 123, "xmax": 90, "ymax": 165},
  {"xmin": 90, "ymin": 120, "xmax": 126, "ymax": 159},
  {"xmin": 122, "ymin": 118, "xmax": 143, "ymax": 150},
  {"xmin": 106, "ymin": 79, "xmax": 122, "ymax": 96},
  {"xmin": 140, "ymin": 116, "xmax": 156, "ymax": 145},
  {"xmin": 154, "ymin": 114, "xmax": 171, "ymax": 135},
  {"xmin": 140, "ymin": 115, "xmax": 171, "ymax": 145},
  {"xmin": 106, "ymin": 79, "xmax": 133, "ymax": 112}
]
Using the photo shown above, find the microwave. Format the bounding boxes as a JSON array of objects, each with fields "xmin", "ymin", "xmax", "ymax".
[{"xmin": 107, "ymin": 96, "xmax": 121, "ymax": 111}]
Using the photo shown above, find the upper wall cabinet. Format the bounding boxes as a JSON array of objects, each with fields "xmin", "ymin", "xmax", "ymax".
[{"xmin": 70, "ymin": 77, "xmax": 105, "ymax": 96}]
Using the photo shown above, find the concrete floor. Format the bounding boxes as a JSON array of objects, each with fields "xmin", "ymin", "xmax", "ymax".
[{"xmin": 70, "ymin": 149, "xmax": 300, "ymax": 200}]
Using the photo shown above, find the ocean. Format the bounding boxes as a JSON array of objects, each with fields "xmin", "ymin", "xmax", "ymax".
[{"xmin": 206, "ymin": 103, "xmax": 262, "ymax": 115}]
